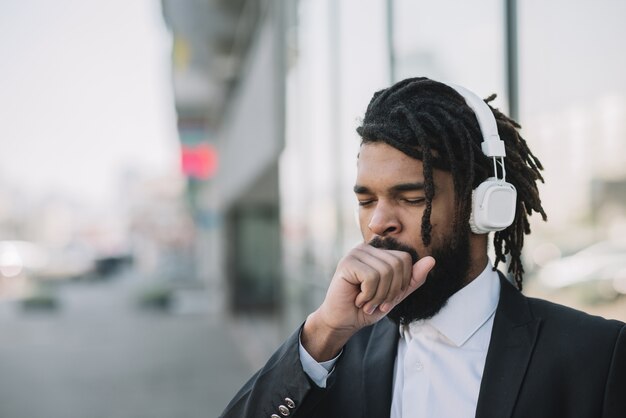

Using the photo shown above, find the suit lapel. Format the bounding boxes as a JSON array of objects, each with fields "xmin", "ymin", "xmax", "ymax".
[
  {"xmin": 362, "ymin": 318, "xmax": 398, "ymax": 418},
  {"xmin": 475, "ymin": 274, "xmax": 542, "ymax": 418}
]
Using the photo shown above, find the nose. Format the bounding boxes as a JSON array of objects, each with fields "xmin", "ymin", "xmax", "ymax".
[{"xmin": 367, "ymin": 201, "xmax": 401, "ymax": 237}]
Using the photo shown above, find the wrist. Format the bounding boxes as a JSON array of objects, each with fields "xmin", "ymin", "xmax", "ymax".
[{"xmin": 301, "ymin": 310, "xmax": 353, "ymax": 362}]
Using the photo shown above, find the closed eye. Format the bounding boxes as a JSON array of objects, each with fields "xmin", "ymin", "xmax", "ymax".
[
  {"xmin": 358, "ymin": 199, "xmax": 376, "ymax": 207},
  {"xmin": 403, "ymin": 198, "xmax": 425, "ymax": 205}
]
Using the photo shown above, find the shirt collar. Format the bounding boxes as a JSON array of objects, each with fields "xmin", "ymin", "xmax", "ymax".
[{"xmin": 400, "ymin": 260, "xmax": 501, "ymax": 347}]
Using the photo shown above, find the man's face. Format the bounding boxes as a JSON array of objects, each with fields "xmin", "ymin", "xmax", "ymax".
[
  {"xmin": 355, "ymin": 142, "xmax": 456, "ymax": 258},
  {"xmin": 355, "ymin": 142, "xmax": 471, "ymax": 322}
]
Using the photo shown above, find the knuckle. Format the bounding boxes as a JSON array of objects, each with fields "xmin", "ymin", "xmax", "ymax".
[
  {"xmin": 362, "ymin": 267, "xmax": 380, "ymax": 283},
  {"xmin": 338, "ymin": 256, "xmax": 355, "ymax": 269},
  {"xmin": 397, "ymin": 251, "xmax": 412, "ymax": 264},
  {"xmin": 360, "ymin": 278, "xmax": 378, "ymax": 295},
  {"xmin": 380, "ymin": 263, "xmax": 393, "ymax": 278},
  {"xmin": 388, "ymin": 252, "xmax": 406, "ymax": 268}
]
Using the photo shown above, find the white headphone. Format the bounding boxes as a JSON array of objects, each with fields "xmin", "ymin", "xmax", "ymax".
[{"xmin": 446, "ymin": 83, "xmax": 517, "ymax": 234}]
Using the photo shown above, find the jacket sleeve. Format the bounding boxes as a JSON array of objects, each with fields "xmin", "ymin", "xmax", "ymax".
[
  {"xmin": 602, "ymin": 323, "xmax": 626, "ymax": 418},
  {"xmin": 219, "ymin": 325, "xmax": 330, "ymax": 418}
]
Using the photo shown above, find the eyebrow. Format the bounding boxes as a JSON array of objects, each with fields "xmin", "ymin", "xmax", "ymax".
[{"xmin": 353, "ymin": 182, "xmax": 425, "ymax": 194}]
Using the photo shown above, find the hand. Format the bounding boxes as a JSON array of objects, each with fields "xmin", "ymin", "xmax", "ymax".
[{"xmin": 302, "ymin": 243, "xmax": 435, "ymax": 361}]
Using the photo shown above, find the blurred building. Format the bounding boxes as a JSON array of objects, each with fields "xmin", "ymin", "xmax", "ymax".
[
  {"xmin": 161, "ymin": 0, "xmax": 626, "ymax": 326},
  {"xmin": 161, "ymin": 0, "xmax": 286, "ymax": 315}
]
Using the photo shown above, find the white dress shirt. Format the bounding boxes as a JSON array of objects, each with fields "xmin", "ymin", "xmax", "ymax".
[{"xmin": 300, "ymin": 262, "xmax": 501, "ymax": 417}]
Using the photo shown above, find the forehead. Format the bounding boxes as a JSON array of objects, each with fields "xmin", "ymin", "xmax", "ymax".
[{"xmin": 356, "ymin": 142, "xmax": 424, "ymax": 184}]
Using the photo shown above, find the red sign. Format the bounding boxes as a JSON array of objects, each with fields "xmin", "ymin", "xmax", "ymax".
[{"xmin": 181, "ymin": 143, "xmax": 218, "ymax": 179}]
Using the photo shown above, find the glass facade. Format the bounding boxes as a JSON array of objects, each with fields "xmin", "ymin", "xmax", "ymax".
[{"xmin": 279, "ymin": 0, "xmax": 626, "ymax": 324}]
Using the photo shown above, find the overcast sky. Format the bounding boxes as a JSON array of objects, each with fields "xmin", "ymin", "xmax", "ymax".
[{"xmin": 0, "ymin": 0, "xmax": 179, "ymax": 207}]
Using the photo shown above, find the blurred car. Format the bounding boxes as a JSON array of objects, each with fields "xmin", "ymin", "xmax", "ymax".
[
  {"xmin": 0, "ymin": 240, "xmax": 95, "ymax": 281},
  {"xmin": 536, "ymin": 240, "xmax": 626, "ymax": 296},
  {"xmin": 39, "ymin": 244, "xmax": 96, "ymax": 281},
  {"xmin": 0, "ymin": 240, "xmax": 48, "ymax": 279}
]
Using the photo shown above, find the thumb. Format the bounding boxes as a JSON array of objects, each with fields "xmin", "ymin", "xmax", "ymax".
[{"xmin": 400, "ymin": 256, "xmax": 435, "ymax": 301}]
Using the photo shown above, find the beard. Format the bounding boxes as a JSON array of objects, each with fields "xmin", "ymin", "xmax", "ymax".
[{"xmin": 369, "ymin": 232, "xmax": 471, "ymax": 325}]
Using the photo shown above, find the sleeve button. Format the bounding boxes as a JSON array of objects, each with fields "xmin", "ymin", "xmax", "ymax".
[
  {"xmin": 278, "ymin": 405, "xmax": 290, "ymax": 416},
  {"xmin": 285, "ymin": 398, "xmax": 295, "ymax": 409}
]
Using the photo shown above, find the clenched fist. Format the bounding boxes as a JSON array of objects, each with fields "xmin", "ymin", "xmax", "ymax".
[{"xmin": 301, "ymin": 243, "xmax": 435, "ymax": 361}]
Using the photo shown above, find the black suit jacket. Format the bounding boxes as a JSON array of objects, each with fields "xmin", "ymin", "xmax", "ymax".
[{"xmin": 220, "ymin": 276, "xmax": 626, "ymax": 417}]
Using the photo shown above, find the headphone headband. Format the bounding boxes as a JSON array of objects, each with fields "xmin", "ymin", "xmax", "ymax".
[{"xmin": 447, "ymin": 84, "xmax": 506, "ymax": 158}]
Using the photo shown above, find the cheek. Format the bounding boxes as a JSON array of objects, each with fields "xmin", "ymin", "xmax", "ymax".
[
  {"xmin": 386, "ymin": 209, "xmax": 424, "ymax": 251},
  {"xmin": 358, "ymin": 210, "xmax": 371, "ymax": 239},
  {"xmin": 427, "ymin": 202, "xmax": 456, "ymax": 243}
]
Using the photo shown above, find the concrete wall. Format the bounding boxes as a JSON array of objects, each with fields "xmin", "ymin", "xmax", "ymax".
[{"xmin": 217, "ymin": 3, "xmax": 285, "ymax": 210}]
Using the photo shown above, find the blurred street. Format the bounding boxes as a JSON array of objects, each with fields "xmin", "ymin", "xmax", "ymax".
[{"xmin": 0, "ymin": 269, "xmax": 282, "ymax": 418}]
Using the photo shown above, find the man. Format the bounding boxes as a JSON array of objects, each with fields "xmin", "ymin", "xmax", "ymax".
[{"xmin": 220, "ymin": 77, "xmax": 626, "ymax": 417}]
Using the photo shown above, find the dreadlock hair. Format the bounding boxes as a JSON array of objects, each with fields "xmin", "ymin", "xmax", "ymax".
[{"xmin": 356, "ymin": 77, "xmax": 547, "ymax": 290}]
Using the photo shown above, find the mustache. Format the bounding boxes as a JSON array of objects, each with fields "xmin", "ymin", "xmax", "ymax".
[{"xmin": 368, "ymin": 236, "xmax": 419, "ymax": 264}]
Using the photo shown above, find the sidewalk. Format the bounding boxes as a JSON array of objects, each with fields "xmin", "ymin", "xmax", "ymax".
[{"xmin": 0, "ymin": 271, "xmax": 287, "ymax": 418}]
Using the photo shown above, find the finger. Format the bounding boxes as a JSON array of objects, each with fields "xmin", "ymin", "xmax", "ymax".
[
  {"xmin": 347, "ymin": 260, "xmax": 381, "ymax": 308},
  {"xmin": 358, "ymin": 245, "xmax": 412, "ymax": 293},
  {"xmin": 351, "ymin": 250, "xmax": 391, "ymax": 310},
  {"xmin": 361, "ymin": 267, "xmax": 392, "ymax": 315},
  {"xmin": 361, "ymin": 245, "xmax": 414, "ymax": 292},
  {"xmin": 377, "ymin": 251, "xmax": 413, "ymax": 313},
  {"xmin": 399, "ymin": 256, "xmax": 436, "ymax": 302},
  {"xmin": 384, "ymin": 250, "xmax": 413, "ymax": 292},
  {"xmin": 353, "ymin": 247, "xmax": 410, "ymax": 313}
]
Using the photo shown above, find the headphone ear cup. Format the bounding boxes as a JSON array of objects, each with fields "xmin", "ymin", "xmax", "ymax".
[{"xmin": 470, "ymin": 178, "xmax": 517, "ymax": 234}]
